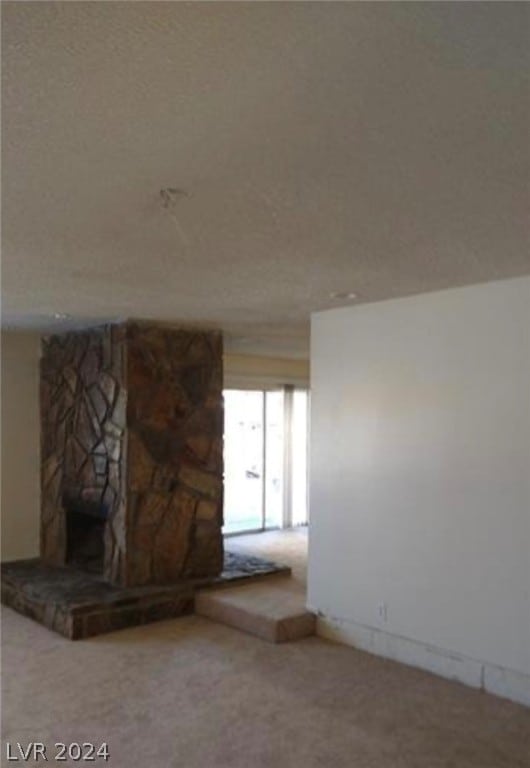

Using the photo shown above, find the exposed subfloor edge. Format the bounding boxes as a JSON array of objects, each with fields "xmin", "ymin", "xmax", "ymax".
[{"xmin": 316, "ymin": 616, "xmax": 530, "ymax": 708}]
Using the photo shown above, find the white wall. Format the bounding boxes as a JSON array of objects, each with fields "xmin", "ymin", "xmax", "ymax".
[
  {"xmin": 309, "ymin": 276, "xmax": 530, "ymax": 705},
  {"xmin": 1, "ymin": 331, "xmax": 41, "ymax": 561}
]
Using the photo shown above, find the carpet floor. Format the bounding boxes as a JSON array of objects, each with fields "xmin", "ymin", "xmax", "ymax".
[{"xmin": 2, "ymin": 529, "xmax": 529, "ymax": 768}]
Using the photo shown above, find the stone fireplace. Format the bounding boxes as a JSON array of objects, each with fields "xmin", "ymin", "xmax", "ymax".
[
  {"xmin": 1, "ymin": 320, "xmax": 290, "ymax": 639},
  {"xmin": 40, "ymin": 322, "xmax": 224, "ymax": 587}
]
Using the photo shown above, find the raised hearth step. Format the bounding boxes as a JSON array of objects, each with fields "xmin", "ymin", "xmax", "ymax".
[
  {"xmin": 1, "ymin": 552, "xmax": 293, "ymax": 640},
  {"xmin": 195, "ymin": 578, "xmax": 315, "ymax": 643},
  {"xmin": 1, "ymin": 559, "xmax": 194, "ymax": 640}
]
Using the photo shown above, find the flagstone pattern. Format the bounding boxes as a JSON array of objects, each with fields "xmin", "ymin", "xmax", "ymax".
[{"xmin": 40, "ymin": 322, "xmax": 224, "ymax": 587}]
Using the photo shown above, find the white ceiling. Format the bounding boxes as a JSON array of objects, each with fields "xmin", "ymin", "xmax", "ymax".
[{"xmin": 2, "ymin": 2, "xmax": 529, "ymax": 358}]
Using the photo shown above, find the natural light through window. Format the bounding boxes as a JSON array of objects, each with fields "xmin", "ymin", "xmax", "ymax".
[{"xmin": 223, "ymin": 388, "xmax": 308, "ymax": 535}]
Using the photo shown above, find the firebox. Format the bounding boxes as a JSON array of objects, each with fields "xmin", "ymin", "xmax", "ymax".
[{"xmin": 65, "ymin": 498, "xmax": 107, "ymax": 575}]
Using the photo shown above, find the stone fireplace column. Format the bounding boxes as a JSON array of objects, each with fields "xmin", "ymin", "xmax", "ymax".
[
  {"xmin": 40, "ymin": 322, "xmax": 224, "ymax": 587},
  {"xmin": 125, "ymin": 323, "xmax": 224, "ymax": 585}
]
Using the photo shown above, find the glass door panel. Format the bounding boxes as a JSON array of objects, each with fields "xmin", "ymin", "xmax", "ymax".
[
  {"xmin": 264, "ymin": 390, "xmax": 284, "ymax": 529},
  {"xmin": 223, "ymin": 390, "xmax": 264, "ymax": 534},
  {"xmin": 291, "ymin": 390, "xmax": 308, "ymax": 526},
  {"xmin": 223, "ymin": 386, "xmax": 309, "ymax": 534}
]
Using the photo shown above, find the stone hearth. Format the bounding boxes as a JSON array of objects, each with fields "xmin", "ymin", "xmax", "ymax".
[{"xmin": 1, "ymin": 554, "xmax": 291, "ymax": 639}]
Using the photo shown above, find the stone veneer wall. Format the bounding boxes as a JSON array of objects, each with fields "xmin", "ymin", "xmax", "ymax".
[
  {"xmin": 40, "ymin": 326, "xmax": 128, "ymax": 583},
  {"xmin": 40, "ymin": 322, "xmax": 224, "ymax": 587},
  {"xmin": 126, "ymin": 324, "xmax": 224, "ymax": 584}
]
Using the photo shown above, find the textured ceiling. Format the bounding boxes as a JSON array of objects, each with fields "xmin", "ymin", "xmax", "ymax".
[{"xmin": 2, "ymin": 2, "xmax": 529, "ymax": 358}]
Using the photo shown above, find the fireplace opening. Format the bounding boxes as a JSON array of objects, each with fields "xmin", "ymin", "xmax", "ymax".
[{"xmin": 65, "ymin": 498, "xmax": 107, "ymax": 575}]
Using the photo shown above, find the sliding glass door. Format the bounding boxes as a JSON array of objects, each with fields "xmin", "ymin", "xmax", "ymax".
[
  {"xmin": 291, "ymin": 389, "xmax": 309, "ymax": 527},
  {"xmin": 223, "ymin": 390, "xmax": 266, "ymax": 534},
  {"xmin": 263, "ymin": 390, "xmax": 284, "ymax": 529},
  {"xmin": 223, "ymin": 387, "xmax": 308, "ymax": 534}
]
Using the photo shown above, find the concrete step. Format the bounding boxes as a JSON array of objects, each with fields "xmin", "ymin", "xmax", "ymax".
[{"xmin": 195, "ymin": 578, "xmax": 315, "ymax": 643}]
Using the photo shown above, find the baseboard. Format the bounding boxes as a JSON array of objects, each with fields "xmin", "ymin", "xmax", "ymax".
[{"xmin": 316, "ymin": 615, "xmax": 530, "ymax": 708}]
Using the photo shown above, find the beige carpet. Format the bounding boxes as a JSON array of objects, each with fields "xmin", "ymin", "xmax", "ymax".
[{"xmin": 2, "ymin": 530, "xmax": 530, "ymax": 768}]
